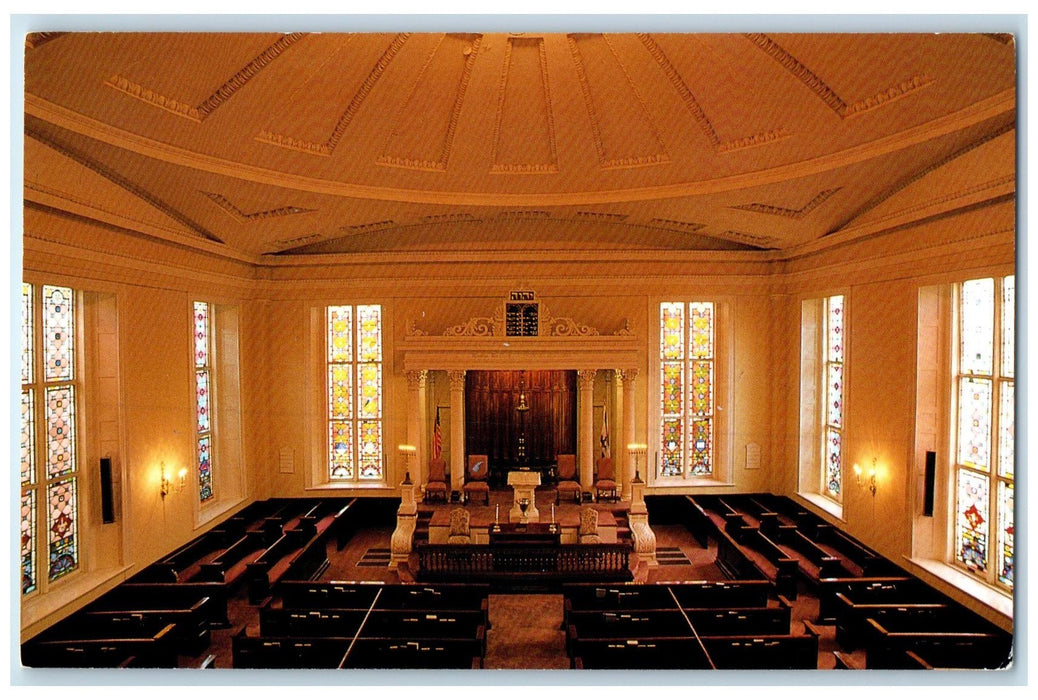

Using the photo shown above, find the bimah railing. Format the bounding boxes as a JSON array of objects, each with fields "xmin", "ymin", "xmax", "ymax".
[{"xmin": 415, "ymin": 543, "xmax": 633, "ymax": 583}]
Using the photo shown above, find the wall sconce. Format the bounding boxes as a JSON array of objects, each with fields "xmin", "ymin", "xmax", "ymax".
[
  {"xmin": 853, "ymin": 458, "xmax": 878, "ymax": 497},
  {"xmin": 160, "ymin": 462, "xmax": 188, "ymax": 499}
]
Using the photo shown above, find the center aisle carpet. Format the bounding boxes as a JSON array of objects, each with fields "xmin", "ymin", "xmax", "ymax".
[{"xmin": 484, "ymin": 594, "xmax": 569, "ymax": 670}]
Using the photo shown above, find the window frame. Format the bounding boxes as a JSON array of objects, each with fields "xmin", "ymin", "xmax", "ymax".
[
  {"xmin": 21, "ymin": 282, "xmax": 83, "ymax": 598},
  {"xmin": 950, "ymin": 275, "xmax": 1014, "ymax": 592},
  {"xmin": 320, "ymin": 303, "xmax": 386, "ymax": 486},
  {"xmin": 651, "ymin": 298, "xmax": 730, "ymax": 486}
]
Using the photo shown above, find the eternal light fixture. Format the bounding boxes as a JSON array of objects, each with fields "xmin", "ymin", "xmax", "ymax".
[{"xmin": 853, "ymin": 458, "xmax": 878, "ymax": 497}]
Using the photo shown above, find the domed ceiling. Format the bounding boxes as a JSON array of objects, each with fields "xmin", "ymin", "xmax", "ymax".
[{"xmin": 22, "ymin": 31, "xmax": 1017, "ymax": 261}]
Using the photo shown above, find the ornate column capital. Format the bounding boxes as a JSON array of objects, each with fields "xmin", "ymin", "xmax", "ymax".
[
  {"xmin": 447, "ymin": 369, "xmax": 467, "ymax": 389},
  {"xmin": 620, "ymin": 368, "xmax": 639, "ymax": 385},
  {"xmin": 405, "ymin": 369, "xmax": 428, "ymax": 390},
  {"xmin": 577, "ymin": 369, "xmax": 597, "ymax": 390}
]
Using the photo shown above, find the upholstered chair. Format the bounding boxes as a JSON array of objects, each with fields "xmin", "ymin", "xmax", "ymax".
[
  {"xmin": 446, "ymin": 507, "xmax": 472, "ymax": 544},
  {"xmin": 425, "ymin": 457, "xmax": 448, "ymax": 503},
  {"xmin": 555, "ymin": 454, "xmax": 581, "ymax": 504},
  {"xmin": 594, "ymin": 456, "xmax": 618, "ymax": 502},
  {"xmin": 578, "ymin": 506, "xmax": 602, "ymax": 544},
  {"xmin": 463, "ymin": 454, "xmax": 490, "ymax": 505}
]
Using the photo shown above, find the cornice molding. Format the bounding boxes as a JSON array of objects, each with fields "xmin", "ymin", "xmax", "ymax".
[{"xmin": 732, "ymin": 188, "xmax": 841, "ymax": 220}]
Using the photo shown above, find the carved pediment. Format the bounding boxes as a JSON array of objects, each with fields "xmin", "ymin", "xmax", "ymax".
[{"xmin": 410, "ymin": 291, "xmax": 625, "ymax": 338}]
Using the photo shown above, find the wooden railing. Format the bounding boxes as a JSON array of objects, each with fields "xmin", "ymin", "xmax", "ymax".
[{"xmin": 415, "ymin": 543, "xmax": 633, "ymax": 583}]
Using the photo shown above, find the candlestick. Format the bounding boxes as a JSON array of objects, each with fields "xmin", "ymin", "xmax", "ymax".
[
  {"xmin": 495, "ymin": 504, "xmax": 499, "ymax": 524},
  {"xmin": 551, "ymin": 504, "xmax": 555, "ymax": 523}
]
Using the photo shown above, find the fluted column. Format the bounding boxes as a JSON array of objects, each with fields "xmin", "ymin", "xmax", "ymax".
[
  {"xmin": 620, "ymin": 368, "xmax": 639, "ymax": 501},
  {"xmin": 448, "ymin": 369, "xmax": 467, "ymax": 497},
  {"xmin": 577, "ymin": 369, "xmax": 597, "ymax": 495},
  {"xmin": 405, "ymin": 370, "xmax": 428, "ymax": 489}
]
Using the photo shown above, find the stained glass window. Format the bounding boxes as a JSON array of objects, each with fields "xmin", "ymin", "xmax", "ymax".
[
  {"xmin": 21, "ymin": 283, "xmax": 80, "ymax": 594},
  {"xmin": 327, "ymin": 305, "xmax": 383, "ymax": 481},
  {"xmin": 659, "ymin": 302, "xmax": 714, "ymax": 478},
  {"xmin": 953, "ymin": 276, "xmax": 1013, "ymax": 591},
  {"xmin": 193, "ymin": 302, "xmax": 215, "ymax": 503},
  {"xmin": 823, "ymin": 295, "xmax": 845, "ymax": 499}
]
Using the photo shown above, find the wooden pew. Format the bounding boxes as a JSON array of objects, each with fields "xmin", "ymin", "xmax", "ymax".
[
  {"xmin": 78, "ymin": 596, "xmax": 212, "ymax": 656},
  {"xmin": 665, "ymin": 580, "xmax": 774, "ymax": 609},
  {"xmin": 746, "ymin": 528, "xmax": 800, "ymax": 600},
  {"xmin": 784, "ymin": 529, "xmax": 849, "ymax": 582},
  {"xmin": 364, "ymin": 608, "xmax": 487, "ymax": 651},
  {"xmin": 833, "ymin": 592, "xmax": 951, "ymax": 650},
  {"xmin": 571, "ymin": 636, "xmax": 714, "ymax": 670},
  {"xmin": 565, "ymin": 609, "xmax": 693, "ymax": 656},
  {"xmin": 902, "ymin": 644, "xmax": 1015, "ymax": 670},
  {"xmin": 863, "ymin": 618, "xmax": 1013, "ymax": 670},
  {"xmin": 712, "ymin": 524, "xmax": 770, "ymax": 582},
  {"xmin": 98, "ymin": 581, "xmax": 231, "ymax": 628},
  {"xmin": 700, "ymin": 630, "xmax": 819, "ymax": 670},
  {"xmin": 813, "ymin": 523, "xmax": 900, "ymax": 576},
  {"xmin": 685, "ymin": 605, "xmax": 792, "ymax": 637},
  {"xmin": 131, "ymin": 529, "xmax": 232, "ymax": 583},
  {"xmin": 196, "ymin": 530, "xmax": 269, "ymax": 586},
  {"xmin": 716, "ymin": 497, "xmax": 755, "ymax": 543},
  {"xmin": 232, "ymin": 627, "xmax": 352, "ymax": 669},
  {"xmin": 278, "ymin": 530, "xmax": 333, "ymax": 584},
  {"xmin": 682, "ymin": 496, "xmax": 713, "ymax": 549},
  {"xmin": 341, "ymin": 637, "xmax": 484, "ymax": 669},
  {"xmin": 276, "ymin": 580, "xmax": 383, "ymax": 610},
  {"xmin": 22, "ymin": 622, "xmax": 178, "ymax": 668},
  {"xmin": 259, "ymin": 606, "xmax": 369, "ymax": 637},
  {"xmin": 816, "ymin": 576, "xmax": 920, "ymax": 624},
  {"xmin": 245, "ymin": 527, "xmax": 311, "ymax": 604}
]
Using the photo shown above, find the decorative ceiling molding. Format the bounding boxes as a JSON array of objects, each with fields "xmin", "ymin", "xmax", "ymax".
[
  {"xmin": 256, "ymin": 33, "xmax": 410, "ymax": 156},
  {"xmin": 272, "ymin": 232, "xmax": 323, "ymax": 250},
  {"xmin": 721, "ymin": 229, "xmax": 781, "ymax": 247},
  {"xmin": 106, "ymin": 33, "xmax": 305, "ymax": 123},
  {"xmin": 202, "ymin": 191, "xmax": 314, "ymax": 222},
  {"xmin": 575, "ymin": 211, "xmax": 628, "ymax": 223},
  {"xmin": 491, "ymin": 37, "xmax": 559, "ymax": 174},
  {"xmin": 378, "ymin": 33, "xmax": 482, "ymax": 171},
  {"xmin": 745, "ymin": 33, "xmax": 935, "ymax": 119},
  {"xmin": 731, "ymin": 187, "xmax": 841, "ymax": 219},
  {"xmin": 496, "ymin": 210, "xmax": 553, "ymax": 220},
  {"xmin": 649, "ymin": 217, "xmax": 707, "ymax": 234},
  {"xmin": 568, "ymin": 34, "xmax": 670, "ymax": 169},
  {"xmin": 26, "ymin": 127, "xmax": 221, "ymax": 243},
  {"xmin": 638, "ymin": 33, "xmax": 789, "ymax": 153}
]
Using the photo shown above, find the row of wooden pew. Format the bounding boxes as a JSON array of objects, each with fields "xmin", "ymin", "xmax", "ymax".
[
  {"xmin": 563, "ymin": 581, "xmax": 820, "ymax": 669},
  {"xmin": 21, "ymin": 497, "xmax": 359, "ymax": 668},
  {"xmin": 675, "ymin": 493, "xmax": 1013, "ymax": 670},
  {"xmin": 233, "ymin": 581, "xmax": 492, "ymax": 669}
]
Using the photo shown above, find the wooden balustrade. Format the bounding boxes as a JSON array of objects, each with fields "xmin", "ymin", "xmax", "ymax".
[{"xmin": 416, "ymin": 543, "xmax": 632, "ymax": 583}]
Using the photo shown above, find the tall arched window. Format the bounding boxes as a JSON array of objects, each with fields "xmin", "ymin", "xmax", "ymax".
[
  {"xmin": 953, "ymin": 276, "xmax": 1013, "ymax": 590},
  {"xmin": 326, "ymin": 304, "xmax": 384, "ymax": 481},
  {"xmin": 21, "ymin": 283, "xmax": 80, "ymax": 595}
]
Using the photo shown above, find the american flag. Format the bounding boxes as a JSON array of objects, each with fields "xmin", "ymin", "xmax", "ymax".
[{"xmin": 432, "ymin": 407, "xmax": 442, "ymax": 461}]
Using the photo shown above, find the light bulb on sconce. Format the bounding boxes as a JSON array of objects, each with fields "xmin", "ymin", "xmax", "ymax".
[
  {"xmin": 161, "ymin": 462, "xmax": 189, "ymax": 499},
  {"xmin": 853, "ymin": 458, "xmax": 878, "ymax": 497}
]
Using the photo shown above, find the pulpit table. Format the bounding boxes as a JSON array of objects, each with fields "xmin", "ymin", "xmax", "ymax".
[{"xmin": 507, "ymin": 470, "xmax": 541, "ymax": 523}]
